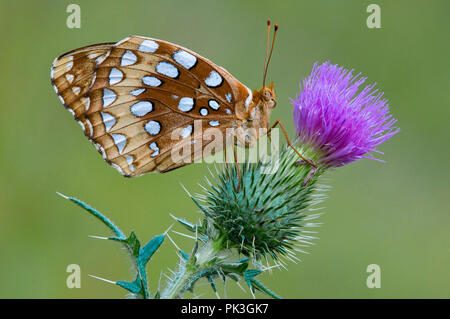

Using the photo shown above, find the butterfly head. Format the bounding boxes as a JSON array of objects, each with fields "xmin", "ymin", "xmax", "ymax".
[
  {"xmin": 259, "ymin": 82, "xmax": 277, "ymax": 109},
  {"xmin": 256, "ymin": 20, "xmax": 278, "ymax": 113}
]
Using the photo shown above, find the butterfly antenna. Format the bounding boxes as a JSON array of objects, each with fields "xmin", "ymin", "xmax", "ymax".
[
  {"xmin": 262, "ymin": 19, "xmax": 271, "ymax": 88},
  {"xmin": 263, "ymin": 23, "xmax": 278, "ymax": 88}
]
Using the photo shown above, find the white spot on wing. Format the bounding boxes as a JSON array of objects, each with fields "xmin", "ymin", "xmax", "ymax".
[
  {"xmin": 65, "ymin": 73, "xmax": 74, "ymax": 83},
  {"xmin": 130, "ymin": 101, "xmax": 153, "ymax": 117},
  {"xmin": 101, "ymin": 112, "xmax": 116, "ymax": 132},
  {"xmin": 209, "ymin": 121, "xmax": 219, "ymax": 127},
  {"xmin": 72, "ymin": 86, "xmax": 80, "ymax": 95},
  {"xmin": 180, "ymin": 125, "xmax": 193, "ymax": 138},
  {"xmin": 111, "ymin": 134, "xmax": 127, "ymax": 154},
  {"xmin": 109, "ymin": 68, "xmax": 123, "ymax": 85},
  {"xmin": 139, "ymin": 39, "xmax": 159, "ymax": 53},
  {"xmin": 200, "ymin": 108, "xmax": 208, "ymax": 116},
  {"xmin": 116, "ymin": 36, "xmax": 131, "ymax": 46},
  {"xmin": 208, "ymin": 99, "xmax": 220, "ymax": 110},
  {"xmin": 78, "ymin": 120, "xmax": 86, "ymax": 131},
  {"xmin": 85, "ymin": 118, "xmax": 93, "ymax": 137},
  {"xmin": 142, "ymin": 76, "xmax": 162, "ymax": 87},
  {"xmin": 103, "ymin": 88, "xmax": 116, "ymax": 107},
  {"xmin": 88, "ymin": 53, "xmax": 99, "ymax": 60},
  {"xmin": 81, "ymin": 97, "xmax": 90, "ymax": 112},
  {"xmin": 205, "ymin": 71, "xmax": 223, "ymax": 87},
  {"xmin": 125, "ymin": 155, "xmax": 135, "ymax": 172},
  {"xmin": 121, "ymin": 50, "xmax": 137, "ymax": 66},
  {"xmin": 94, "ymin": 142, "xmax": 107, "ymax": 159},
  {"xmin": 178, "ymin": 97, "xmax": 194, "ymax": 112},
  {"xmin": 67, "ymin": 108, "xmax": 75, "ymax": 117},
  {"xmin": 145, "ymin": 120, "xmax": 161, "ymax": 135},
  {"xmin": 95, "ymin": 51, "xmax": 110, "ymax": 65},
  {"xmin": 156, "ymin": 61, "xmax": 179, "ymax": 78},
  {"xmin": 149, "ymin": 142, "xmax": 159, "ymax": 157},
  {"xmin": 130, "ymin": 88, "xmax": 146, "ymax": 96},
  {"xmin": 225, "ymin": 93, "xmax": 232, "ymax": 103},
  {"xmin": 111, "ymin": 163, "xmax": 125, "ymax": 175},
  {"xmin": 89, "ymin": 73, "xmax": 97, "ymax": 89},
  {"xmin": 173, "ymin": 50, "xmax": 197, "ymax": 69},
  {"xmin": 245, "ymin": 86, "xmax": 252, "ymax": 110}
]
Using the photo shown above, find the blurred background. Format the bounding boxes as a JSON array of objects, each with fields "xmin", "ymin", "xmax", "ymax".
[{"xmin": 0, "ymin": 0, "xmax": 448, "ymax": 298}]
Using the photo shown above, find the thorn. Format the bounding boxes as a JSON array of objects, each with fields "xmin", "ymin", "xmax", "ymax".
[
  {"xmin": 158, "ymin": 270, "xmax": 163, "ymax": 291},
  {"xmin": 262, "ymin": 263, "xmax": 282, "ymax": 272},
  {"xmin": 88, "ymin": 235, "xmax": 109, "ymax": 240},
  {"xmin": 236, "ymin": 281, "xmax": 246, "ymax": 293},
  {"xmin": 167, "ymin": 268, "xmax": 176, "ymax": 275},
  {"xmin": 223, "ymin": 279, "xmax": 228, "ymax": 299},
  {"xmin": 249, "ymin": 286, "xmax": 256, "ymax": 299},
  {"xmin": 164, "ymin": 223, "xmax": 174, "ymax": 236},
  {"xmin": 88, "ymin": 274, "xmax": 116, "ymax": 285},
  {"xmin": 179, "ymin": 182, "xmax": 192, "ymax": 197},
  {"xmin": 166, "ymin": 233, "xmax": 181, "ymax": 251},
  {"xmin": 172, "ymin": 230, "xmax": 196, "ymax": 240},
  {"xmin": 56, "ymin": 191, "xmax": 69, "ymax": 199}
]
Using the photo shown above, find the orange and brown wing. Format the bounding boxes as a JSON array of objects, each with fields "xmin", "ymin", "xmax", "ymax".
[{"xmin": 50, "ymin": 36, "xmax": 253, "ymax": 176}]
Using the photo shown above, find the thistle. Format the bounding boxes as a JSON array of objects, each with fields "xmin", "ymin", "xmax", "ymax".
[
  {"xmin": 59, "ymin": 61, "xmax": 398, "ymax": 298},
  {"xmin": 292, "ymin": 61, "xmax": 399, "ymax": 167},
  {"xmin": 189, "ymin": 147, "xmax": 326, "ymax": 262}
]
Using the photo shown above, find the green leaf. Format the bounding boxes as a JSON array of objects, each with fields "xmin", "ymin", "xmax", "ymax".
[
  {"xmin": 174, "ymin": 217, "xmax": 197, "ymax": 233},
  {"xmin": 110, "ymin": 231, "xmax": 141, "ymax": 258},
  {"xmin": 58, "ymin": 193, "xmax": 125, "ymax": 238},
  {"xmin": 116, "ymin": 277, "xmax": 142, "ymax": 295},
  {"xmin": 243, "ymin": 269, "xmax": 280, "ymax": 299},
  {"xmin": 139, "ymin": 234, "xmax": 165, "ymax": 265},
  {"xmin": 179, "ymin": 250, "xmax": 189, "ymax": 261},
  {"xmin": 208, "ymin": 275, "xmax": 217, "ymax": 292},
  {"xmin": 220, "ymin": 259, "xmax": 249, "ymax": 274}
]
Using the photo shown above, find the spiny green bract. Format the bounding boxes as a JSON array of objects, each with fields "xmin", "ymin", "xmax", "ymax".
[{"xmin": 192, "ymin": 146, "xmax": 326, "ymax": 261}]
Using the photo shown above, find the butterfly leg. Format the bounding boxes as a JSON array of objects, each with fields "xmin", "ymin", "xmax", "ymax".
[
  {"xmin": 267, "ymin": 119, "xmax": 317, "ymax": 168},
  {"xmin": 268, "ymin": 119, "xmax": 318, "ymax": 185},
  {"xmin": 295, "ymin": 160, "xmax": 317, "ymax": 186}
]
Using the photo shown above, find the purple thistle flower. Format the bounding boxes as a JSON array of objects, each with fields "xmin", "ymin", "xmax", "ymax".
[{"xmin": 292, "ymin": 61, "xmax": 399, "ymax": 167}]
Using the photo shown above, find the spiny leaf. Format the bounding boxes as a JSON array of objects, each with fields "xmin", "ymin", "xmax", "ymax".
[
  {"xmin": 116, "ymin": 277, "xmax": 142, "ymax": 295},
  {"xmin": 139, "ymin": 234, "xmax": 165, "ymax": 265},
  {"xmin": 174, "ymin": 217, "xmax": 197, "ymax": 233},
  {"xmin": 57, "ymin": 193, "xmax": 125, "ymax": 238},
  {"xmin": 208, "ymin": 275, "xmax": 217, "ymax": 292},
  {"xmin": 180, "ymin": 250, "xmax": 189, "ymax": 261},
  {"xmin": 110, "ymin": 231, "xmax": 141, "ymax": 258},
  {"xmin": 243, "ymin": 269, "xmax": 280, "ymax": 299}
]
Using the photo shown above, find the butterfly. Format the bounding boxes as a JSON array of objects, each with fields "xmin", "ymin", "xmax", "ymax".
[{"xmin": 51, "ymin": 21, "xmax": 316, "ymax": 177}]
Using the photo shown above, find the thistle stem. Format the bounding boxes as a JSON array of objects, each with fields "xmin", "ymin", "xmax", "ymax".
[{"xmin": 161, "ymin": 238, "xmax": 223, "ymax": 299}]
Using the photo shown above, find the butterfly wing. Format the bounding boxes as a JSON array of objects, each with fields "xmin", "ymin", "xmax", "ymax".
[{"xmin": 51, "ymin": 36, "xmax": 253, "ymax": 176}]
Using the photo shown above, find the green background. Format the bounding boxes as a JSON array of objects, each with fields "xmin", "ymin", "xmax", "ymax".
[{"xmin": 0, "ymin": 0, "xmax": 448, "ymax": 298}]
